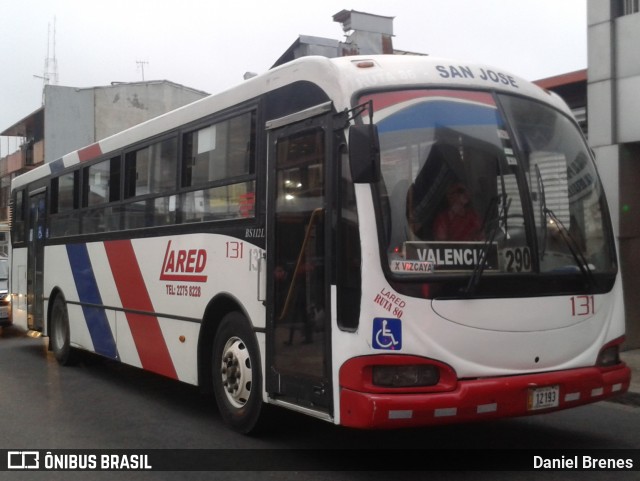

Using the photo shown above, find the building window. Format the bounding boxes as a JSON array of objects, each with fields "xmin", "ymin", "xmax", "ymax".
[{"xmin": 621, "ymin": 0, "xmax": 639, "ymax": 15}]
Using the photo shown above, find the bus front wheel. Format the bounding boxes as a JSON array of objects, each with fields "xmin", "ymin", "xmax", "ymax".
[
  {"xmin": 50, "ymin": 296, "xmax": 78, "ymax": 366},
  {"xmin": 212, "ymin": 312, "xmax": 263, "ymax": 434}
]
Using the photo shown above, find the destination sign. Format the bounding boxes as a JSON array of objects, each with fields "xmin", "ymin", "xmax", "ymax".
[{"xmin": 404, "ymin": 241, "xmax": 498, "ymax": 272}]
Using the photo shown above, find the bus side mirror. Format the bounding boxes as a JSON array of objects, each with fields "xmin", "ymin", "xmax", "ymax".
[{"xmin": 349, "ymin": 124, "xmax": 381, "ymax": 183}]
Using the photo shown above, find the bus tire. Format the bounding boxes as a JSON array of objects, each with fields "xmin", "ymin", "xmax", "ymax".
[
  {"xmin": 50, "ymin": 295, "xmax": 78, "ymax": 366},
  {"xmin": 212, "ymin": 311, "xmax": 263, "ymax": 434}
]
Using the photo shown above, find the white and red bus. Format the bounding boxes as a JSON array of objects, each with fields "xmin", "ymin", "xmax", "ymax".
[{"xmin": 10, "ymin": 55, "xmax": 630, "ymax": 432}]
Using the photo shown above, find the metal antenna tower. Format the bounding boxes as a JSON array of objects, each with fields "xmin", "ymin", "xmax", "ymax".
[
  {"xmin": 136, "ymin": 60, "xmax": 149, "ymax": 81},
  {"xmin": 35, "ymin": 18, "xmax": 59, "ymax": 102},
  {"xmin": 44, "ymin": 18, "xmax": 59, "ymax": 85}
]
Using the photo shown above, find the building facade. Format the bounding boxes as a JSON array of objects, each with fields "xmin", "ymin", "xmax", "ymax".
[
  {"xmin": 0, "ymin": 81, "xmax": 209, "ymax": 225},
  {"xmin": 588, "ymin": 0, "xmax": 640, "ymax": 349}
]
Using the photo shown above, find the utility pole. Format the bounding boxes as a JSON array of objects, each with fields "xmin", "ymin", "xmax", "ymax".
[{"xmin": 136, "ymin": 60, "xmax": 149, "ymax": 81}]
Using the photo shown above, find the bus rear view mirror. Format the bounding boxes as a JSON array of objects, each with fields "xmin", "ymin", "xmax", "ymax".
[{"xmin": 349, "ymin": 124, "xmax": 381, "ymax": 183}]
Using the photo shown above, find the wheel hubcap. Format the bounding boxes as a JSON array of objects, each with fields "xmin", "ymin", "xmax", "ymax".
[{"xmin": 220, "ymin": 336, "xmax": 252, "ymax": 408}]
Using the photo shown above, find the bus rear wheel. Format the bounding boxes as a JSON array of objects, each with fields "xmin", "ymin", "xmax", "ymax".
[
  {"xmin": 212, "ymin": 312, "xmax": 263, "ymax": 434},
  {"xmin": 50, "ymin": 296, "xmax": 78, "ymax": 366}
]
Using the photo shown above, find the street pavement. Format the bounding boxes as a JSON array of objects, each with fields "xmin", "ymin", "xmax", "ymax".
[{"xmin": 621, "ymin": 348, "xmax": 640, "ymax": 394}]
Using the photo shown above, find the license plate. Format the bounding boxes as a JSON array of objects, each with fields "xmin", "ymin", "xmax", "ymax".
[{"xmin": 528, "ymin": 385, "xmax": 560, "ymax": 411}]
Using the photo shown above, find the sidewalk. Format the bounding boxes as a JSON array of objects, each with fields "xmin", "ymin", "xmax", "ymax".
[{"xmin": 621, "ymin": 348, "xmax": 640, "ymax": 394}]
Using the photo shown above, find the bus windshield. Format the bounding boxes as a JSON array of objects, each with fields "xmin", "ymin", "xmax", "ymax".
[{"xmin": 365, "ymin": 89, "xmax": 616, "ymax": 293}]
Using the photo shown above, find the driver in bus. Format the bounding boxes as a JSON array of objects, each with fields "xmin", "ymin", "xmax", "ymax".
[{"xmin": 433, "ymin": 182, "xmax": 484, "ymax": 242}]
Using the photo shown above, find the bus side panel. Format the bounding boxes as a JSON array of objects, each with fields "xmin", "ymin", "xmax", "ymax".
[
  {"xmin": 43, "ymin": 234, "xmax": 265, "ymax": 387},
  {"xmin": 10, "ymin": 247, "xmax": 29, "ymax": 331},
  {"xmin": 44, "ymin": 244, "xmax": 95, "ymax": 352},
  {"xmin": 127, "ymin": 234, "xmax": 266, "ymax": 384},
  {"xmin": 113, "ymin": 311, "xmax": 141, "ymax": 368},
  {"xmin": 130, "ymin": 234, "xmax": 266, "ymax": 330},
  {"xmin": 155, "ymin": 317, "xmax": 201, "ymax": 384},
  {"xmin": 84, "ymin": 241, "xmax": 142, "ymax": 370},
  {"xmin": 65, "ymin": 302, "xmax": 97, "ymax": 352}
]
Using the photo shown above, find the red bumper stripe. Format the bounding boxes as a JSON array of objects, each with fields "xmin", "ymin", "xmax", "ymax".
[{"xmin": 340, "ymin": 364, "xmax": 631, "ymax": 429}]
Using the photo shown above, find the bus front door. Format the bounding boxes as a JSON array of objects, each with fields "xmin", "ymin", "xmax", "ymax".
[
  {"xmin": 266, "ymin": 108, "xmax": 334, "ymax": 414},
  {"xmin": 27, "ymin": 190, "xmax": 46, "ymax": 332}
]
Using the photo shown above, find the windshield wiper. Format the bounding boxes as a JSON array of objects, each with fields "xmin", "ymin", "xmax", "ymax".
[
  {"xmin": 543, "ymin": 207, "xmax": 597, "ymax": 291},
  {"xmin": 463, "ymin": 194, "xmax": 511, "ymax": 295},
  {"xmin": 535, "ymin": 165, "xmax": 597, "ymax": 291},
  {"xmin": 462, "ymin": 152, "xmax": 511, "ymax": 296},
  {"xmin": 535, "ymin": 165, "xmax": 549, "ymax": 261}
]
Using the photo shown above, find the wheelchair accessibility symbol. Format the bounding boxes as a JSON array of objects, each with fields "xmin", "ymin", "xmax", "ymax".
[{"xmin": 372, "ymin": 318, "xmax": 402, "ymax": 350}]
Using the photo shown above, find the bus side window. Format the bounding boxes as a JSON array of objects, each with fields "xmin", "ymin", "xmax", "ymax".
[
  {"xmin": 82, "ymin": 157, "xmax": 122, "ymax": 233},
  {"xmin": 123, "ymin": 137, "xmax": 178, "ymax": 228},
  {"xmin": 11, "ymin": 189, "xmax": 26, "ymax": 244},
  {"xmin": 50, "ymin": 171, "xmax": 80, "ymax": 237},
  {"xmin": 180, "ymin": 111, "xmax": 256, "ymax": 223}
]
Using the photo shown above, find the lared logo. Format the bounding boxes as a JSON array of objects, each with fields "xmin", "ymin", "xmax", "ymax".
[{"xmin": 160, "ymin": 240, "xmax": 208, "ymax": 282}]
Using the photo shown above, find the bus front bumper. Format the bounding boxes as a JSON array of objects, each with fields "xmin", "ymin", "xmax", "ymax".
[{"xmin": 339, "ymin": 364, "xmax": 631, "ymax": 429}]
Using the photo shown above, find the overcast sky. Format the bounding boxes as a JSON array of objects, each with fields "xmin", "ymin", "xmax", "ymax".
[{"xmin": 1, "ymin": 0, "xmax": 587, "ymax": 152}]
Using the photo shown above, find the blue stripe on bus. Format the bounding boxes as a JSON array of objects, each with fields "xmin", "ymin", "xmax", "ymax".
[
  {"xmin": 49, "ymin": 158, "xmax": 65, "ymax": 174},
  {"xmin": 377, "ymin": 100, "xmax": 499, "ymax": 133},
  {"xmin": 66, "ymin": 244, "xmax": 118, "ymax": 360}
]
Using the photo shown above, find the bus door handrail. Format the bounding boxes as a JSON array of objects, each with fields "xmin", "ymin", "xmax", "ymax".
[{"xmin": 278, "ymin": 207, "xmax": 324, "ymax": 322}]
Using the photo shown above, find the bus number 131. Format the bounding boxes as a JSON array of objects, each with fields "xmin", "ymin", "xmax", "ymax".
[{"xmin": 571, "ymin": 295, "xmax": 595, "ymax": 316}]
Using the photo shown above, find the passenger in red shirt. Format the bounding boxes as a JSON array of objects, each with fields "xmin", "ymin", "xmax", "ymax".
[{"xmin": 433, "ymin": 183, "xmax": 484, "ymax": 241}]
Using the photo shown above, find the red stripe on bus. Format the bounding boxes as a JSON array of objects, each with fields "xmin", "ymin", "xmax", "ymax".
[
  {"xmin": 104, "ymin": 240, "xmax": 178, "ymax": 380},
  {"xmin": 78, "ymin": 143, "xmax": 103, "ymax": 162},
  {"xmin": 360, "ymin": 89, "xmax": 495, "ymax": 112}
]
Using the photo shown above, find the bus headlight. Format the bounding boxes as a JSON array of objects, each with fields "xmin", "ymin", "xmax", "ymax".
[
  {"xmin": 340, "ymin": 355, "xmax": 457, "ymax": 393},
  {"xmin": 596, "ymin": 336, "xmax": 624, "ymax": 367},
  {"xmin": 597, "ymin": 345, "xmax": 620, "ymax": 367},
  {"xmin": 372, "ymin": 364, "xmax": 440, "ymax": 388}
]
